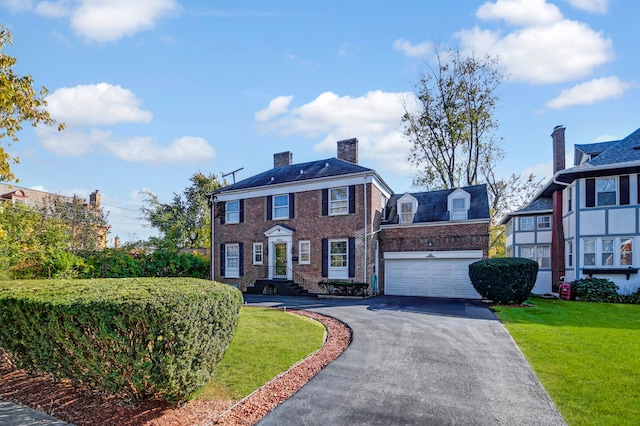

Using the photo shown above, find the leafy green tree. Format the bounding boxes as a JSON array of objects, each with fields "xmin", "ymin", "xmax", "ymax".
[
  {"xmin": 0, "ymin": 24, "xmax": 63, "ymax": 182},
  {"xmin": 140, "ymin": 172, "xmax": 224, "ymax": 249},
  {"xmin": 402, "ymin": 46, "xmax": 542, "ymax": 256},
  {"xmin": 0, "ymin": 202, "xmax": 82, "ymax": 278},
  {"xmin": 39, "ymin": 194, "xmax": 110, "ymax": 252}
]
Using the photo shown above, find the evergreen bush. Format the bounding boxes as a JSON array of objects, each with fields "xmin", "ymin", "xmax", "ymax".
[
  {"xmin": 468, "ymin": 258, "xmax": 538, "ymax": 304},
  {"xmin": 0, "ymin": 278, "xmax": 242, "ymax": 403}
]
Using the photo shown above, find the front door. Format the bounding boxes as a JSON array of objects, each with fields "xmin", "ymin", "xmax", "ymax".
[{"xmin": 274, "ymin": 242, "xmax": 288, "ymax": 279}]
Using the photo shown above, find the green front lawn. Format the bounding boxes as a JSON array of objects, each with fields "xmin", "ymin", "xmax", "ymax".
[
  {"xmin": 493, "ymin": 298, "xmax": 640, "ymax": 426},
  {"xmin": 194, "ymin": 306, "xmax": 326, "ymax": 400}
]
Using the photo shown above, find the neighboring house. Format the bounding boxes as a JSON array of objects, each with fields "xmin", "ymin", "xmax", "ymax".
[
  {"xmin": 503, "ymin": 125, "xmax": 640, "ymax": 295},
  {"xmin": 0, "ymin": 184, "xmax": 110, "ymax": 250},
  {"xmin": 210, "ymin": 138, "xmax": 490, "ymax": 297}
]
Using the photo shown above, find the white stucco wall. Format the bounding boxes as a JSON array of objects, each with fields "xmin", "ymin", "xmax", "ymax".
[
  {"xmin": 580, "ymin": 210, "xmax": 606, "ymax": 235},
  {"xmin": 609, "ymin": 208, "xmax": 637, "ymax": 234}
]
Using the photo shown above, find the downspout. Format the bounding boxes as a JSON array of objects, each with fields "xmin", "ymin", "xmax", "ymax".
[
  {"xmin": 363, "ymin": 175, "xmax": 368, "ymax": 284},
  {"xmin": 209, "ymin": 193, "xmax": 216, "ymax": 282}
]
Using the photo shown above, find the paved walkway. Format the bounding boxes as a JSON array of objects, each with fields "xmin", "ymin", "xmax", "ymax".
[
  {"xmin": 0, "ymin": 397, "xmax": 71, "ymax": 425},
  {"xmin": 0, "ymin": 295, "xmax": 565, "ymax": 425},
  {"xmin": 246, "ymin": 295, "xmax": 566, "ymax": 426}
]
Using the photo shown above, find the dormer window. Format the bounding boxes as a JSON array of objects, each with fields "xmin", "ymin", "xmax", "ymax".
[
  {"xmin": 397, "ymin": 193, "xmax": 418, "ymax": 224},
  {"xmin": 401, "ymin": 202, "xmax": 414, "ymax": 223},
  {"xmin": 447, "ymin": 188, "xmax": 470, "ymax": 221},
  {"xmin": 450, "ymin": 198, "xmax": 467, "ymax": 220}
]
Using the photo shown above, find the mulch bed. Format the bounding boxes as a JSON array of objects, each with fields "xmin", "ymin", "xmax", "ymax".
[{"xmin": 0, "ymin": 309, "xmax": 351, "ymax": 425}]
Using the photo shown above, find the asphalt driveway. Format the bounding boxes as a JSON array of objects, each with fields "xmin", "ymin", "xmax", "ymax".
[{"xmin": 245, "ymin": 295, "xmax": 565, "ymax": 426}]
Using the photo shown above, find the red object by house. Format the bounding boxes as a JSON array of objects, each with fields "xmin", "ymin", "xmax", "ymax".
[{"xmin": 559, "ymin": 283, "xmax": 571, "ymax": 300}]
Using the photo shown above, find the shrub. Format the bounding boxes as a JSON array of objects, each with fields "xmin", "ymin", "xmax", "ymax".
[
  {"xmin": 318, "ymin": 280, "xmax": 369, "ymax": 297},
  {"xmin": 570, "ymin": 277, "xmax": 619, "ymax": 302},
  {"xmin": 468, "ymin": 258, "xmax": 539, "ymax": 304},
  {"xmin": 79, "ymin": 249, "xmax": 142, "ymax": 278},
  {"xmin": 140, "ymin": 250, "xmax": 209, "ymax": 279},
  {"xmin": 0, "ymin": 278, "xmax": 243, "ymax": 403}
]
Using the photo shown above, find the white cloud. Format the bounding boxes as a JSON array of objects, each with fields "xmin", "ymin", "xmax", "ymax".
[
  {"xmin": 1, "ymin": 0, "xmax": 33, "ymax": 12},
  {"xmin": 456, "ymin": 0, "xmax": 614, "ymax": 84},
  {"xmin": 46, "ymin": 83, "xmax": 153, "ymax": 126},
  {"xmin": 71, "ymin": 0, "xmax": 178, "ymax": 43},
  {"xmin": 565, "ymin": 0, "xmax": 608, "ymax": 14},
  {"xmin": 546, "ymin": 76, "xmax": 633, "ymax": 109},
  {"xmin": 35, "ymin": 1, "xmax": 71, "ymax": 18},
  {"xmin": 36, "ymin": 127, "xmax": 111, "ymax": 156},
  {"xmin": 476, "ymin": 0, "xmax": 563, "ymax": 26},
  {"xmin": 255, "ymin": 90, "xmax": 415, "ymax": 177},
  {"xmin": 255, "ymin": 95, "xmax": 293, "ymax": 122},
  {"xmin": 105, "ymin": 136, "xmax": 216, "ymax": 164},
  {"xmin": 337, "ymin": 43, "xmax": 357, "ymax": 57},
  {"xmin": 393, "ymin": 39, "xmax": 432, "ymax": 58}
]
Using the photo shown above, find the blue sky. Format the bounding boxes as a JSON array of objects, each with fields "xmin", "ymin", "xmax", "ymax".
[{"xmin": 1, "ymin": 0, "xmax": 638, "ymax": 244}]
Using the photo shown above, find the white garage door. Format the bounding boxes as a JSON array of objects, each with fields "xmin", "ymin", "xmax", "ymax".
[{"xmin": 385, "ymin": 255, "xmax": 482, "ymax": 299}]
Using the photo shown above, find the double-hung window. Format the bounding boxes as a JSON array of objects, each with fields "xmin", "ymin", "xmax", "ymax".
[
  {"xmin": 450, "ymin": 198, "xmax": 467, "ymax": 220},
  {"xmin": 601, "ymin": 238, "xmax": 614, "ymax": 266},
  {"xmin": 329, "ymin": 239, "xmax": 348, "ymax": 279},
  {"xmin": 520, "ymin": 217, "xmax": 534, "ymax": 231},
  {"xmin": 273, "ymin": 195, "xmax": 289, "ymax": 219},
  {"xmin": 299, "ymin": 241, "xmax": 310, "ymax": 264},
  {"xmin": 225, "ymin": 244, "xmax": 240, "ymax": 278},
  {"xmin": 583, "ymin": 239, "xmax": 596, "ymax": 266},
  {"xmin": 329, "ymin": 187, "xmax": 348, "ymax": 215},
  {"xmin": 597, "ymin": 178, "xmax": 616, "ymax": 206},
  {"xmin": 253, "ymin": 243, "xmax": 263, "ymax": 265},
  {"xmin": 567, "ymin": 240, "xmax": 573, "ymax": 267},
  {"xmin": 537, "ymin": 216, "xmax": 551, "ymax": 229},
  {"xmin": 621, "ymin": 237, "xmax": 633, "ymax": 266},
  {"xmin": 521, "ymin": 245, "xmax": 550, "ymax": 268},
  {"xmin": 226, "ymin": 201, "xmax": 239, "ymax": 223},
  {"xmin": 400, "ymin": 202, "xmax": 414, "ymax": 224}
]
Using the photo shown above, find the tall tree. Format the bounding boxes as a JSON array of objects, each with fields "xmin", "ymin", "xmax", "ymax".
[
  {"xmin": 39, "ymin": 194, "xmax": 110, "ymax": 252},
  {"xmin": 0, "ymin": 24, "xmax": 64, "ymax": 181},
  {"xmin": 402, "ymin": 46, "xmax": 542, "ymax": 256},
  {"xmin": 140, "ymin": 172, "xmax": 225, "ymax": 249},
  {"xmin": 402, "ymin": 46, "xmax": 504, "ymax": 190}
]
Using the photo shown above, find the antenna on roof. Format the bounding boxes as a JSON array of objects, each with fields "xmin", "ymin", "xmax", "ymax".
[{"xmin": 222, "ymin": 167, "xmax": 244, "ymax": 184}]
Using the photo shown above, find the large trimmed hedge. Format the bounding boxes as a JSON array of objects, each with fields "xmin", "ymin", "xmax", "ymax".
[
  {"xmin": 468, "ymin": 258, "xmax": 539, "ymax": 304},
  {"xmin": 0, "ymin": 278, "xmax": 242, "ymax": 403}
]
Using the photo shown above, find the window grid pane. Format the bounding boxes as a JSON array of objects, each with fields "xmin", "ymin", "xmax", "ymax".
[
  {"xmin": 597, "ymin": 178, "xmax": 616, "ymax": 206},
  {"xmin": 273, "ymin": 195, "xmax": 289, "ymax": 219},
  {"xmin": 226, "ymin": 201, "xmax": 239, "ymax": 223},
  {"xmin": 520, "ymin": 217, "xmax": 534, "ymax": 231},
  {"xmin": 621, "ymin": 237, "xmax": 633, "ymax": 266},
  {"xmin": 602, "ymin": 238, "xmax": 614, "ymax": 266},
  {"xmin": 300, "ymin": 241, "xmax": 310, "ymax": 263},
  {"xmin": 329, "ymin": 188, "xmax": 348, "ymax": 214},
  {"xmin": 583, "ymin": 239, "xmax": 596, "ymax": 266},
  {"xmin": 330, "ymin": 241, "xmax": 347, "ymax": 267}
]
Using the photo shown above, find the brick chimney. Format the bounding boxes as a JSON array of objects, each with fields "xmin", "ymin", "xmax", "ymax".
[
  {"xmin": 89, "ymin": 190, "xmax": 101, "ymax": 208},
  {"xmin": 337, "ymin": 138, "xmax": 358, "ymax": 164},
  {"xmin": 274, "ymin": 151, "xmax": 293, "ymax": 168},
  {"xmin": 550, "ymin": 125, "xmax": 566, "ymax": 293},
  {"xmin": 551, "ymin": 125, "xmax": 566, "ymax": 173}
]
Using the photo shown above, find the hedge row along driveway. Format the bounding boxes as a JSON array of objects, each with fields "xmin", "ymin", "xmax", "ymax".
[{"xmin": 0, "ymin": 278, "xmax": 243, "ymax": 403}]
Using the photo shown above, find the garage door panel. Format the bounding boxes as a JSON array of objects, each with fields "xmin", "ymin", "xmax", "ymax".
[{"xmin": 385, "ymin": 257, "xmax": 481, "ymax": 299}]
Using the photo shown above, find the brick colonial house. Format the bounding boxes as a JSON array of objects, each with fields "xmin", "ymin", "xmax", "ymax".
[
  {"xmin": 503, "ymin": 125, "xmax": 640, "ymax": 295},
  {"xmin": 210, "ymin": 138, "xmax": 490, "ymax": 297}
]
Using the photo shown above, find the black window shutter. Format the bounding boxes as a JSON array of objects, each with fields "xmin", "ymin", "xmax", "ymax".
[
  {"xmin": 239, "ymin": 199, "xmax": 245, "ymax": 223},
  {"xmin": 266, "ymin": 196, "xmax": 272, "ymax": 220},
  {"xmin": 638, "ymin": 175, "xmax": 640, "ymax": 205},
  {"xmin": 620, "ymin": 175, "xmax": 630, "ymax": 205},
  {"xmin": 321, "ymin": 238, "xmax": 328, "ymax": 277},
  {"xmin": 585, "ymin": 178, "xmax": 595, "ymax": 207},
  {"xmin": 349, "ymin": 185, "xmax": 356, "ymax": 214},
  {"xmin": 348, "ymin": 237, "xmax": 356, "ymax": 278},
  {"xmin": 239, "ymin": 243, "xmax": 244, "ymax": 277},
  {"xmin": 289, "ymin": 193, "xmax": 295, "ymax": 219},
  {"xmin": 219, "ymin": 203, "xmax": 225, "ymax": 225},
  {"xmin": 321, "ymin": 189, "xmax": 328, "ymax": 216},
  {"xmin": 220, "ymin": 244, "xmax": 225, "ymax": 277}
]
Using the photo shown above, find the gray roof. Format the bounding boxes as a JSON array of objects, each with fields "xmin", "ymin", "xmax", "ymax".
[
  {"xmin": 383, "ymin": 184, "xmax": 490, "ymax": 225},
  {"xmin": 574, "ymin": 140, "xmax": 618, "ymax": 166},
  {"xmin": 587, "ymin": 127, "xmax": 640, "ymax": 166},
  {"xmin": 500, "ymin": 197, "xmax": 553, "ymax": 224},
  {"xmin": 214, "ymin": 157, "xmax": 375, "ymax": 193}
]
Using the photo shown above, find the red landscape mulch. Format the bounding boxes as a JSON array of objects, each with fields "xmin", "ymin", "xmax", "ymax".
[{"xmin": 0, "ymin": 309, "xmax": 351, "ymax": 426}]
